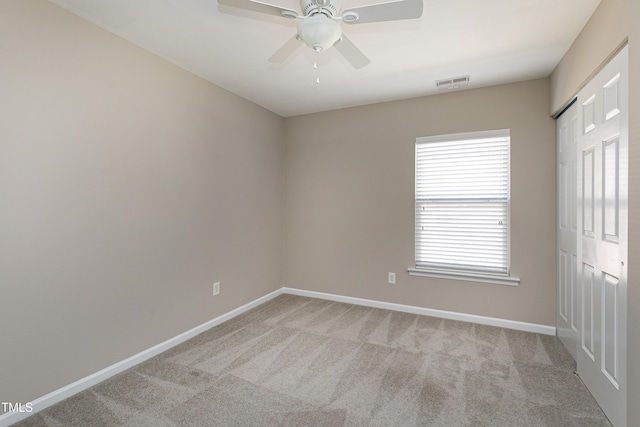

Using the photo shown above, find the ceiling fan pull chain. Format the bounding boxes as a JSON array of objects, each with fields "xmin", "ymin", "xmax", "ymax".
[{"xmin": 314, "ymin": 49, "xmax": 320, "ymax": 84}]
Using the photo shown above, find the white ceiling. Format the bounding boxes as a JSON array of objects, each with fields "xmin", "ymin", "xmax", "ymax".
[{"xmin": 49, "ymin": 0, "xmax": 600, "ymax": 117}]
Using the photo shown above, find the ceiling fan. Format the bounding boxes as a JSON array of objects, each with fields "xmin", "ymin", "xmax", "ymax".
[{"xmin": 218, "ymin": 0, "xmax": 423, "ymax": 69}]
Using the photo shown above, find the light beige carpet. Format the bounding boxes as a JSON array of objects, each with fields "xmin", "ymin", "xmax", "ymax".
[{"xmin": 15, "ymin": 294, "xmax": 611, "ymax": 426}]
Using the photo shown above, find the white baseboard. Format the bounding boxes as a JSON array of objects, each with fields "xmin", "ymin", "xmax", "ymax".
[
  {"xmin": 1, "ymin": 286, "xmax": 555, "ymax": 426},
  {"xmin": 282, "ymin": 287, "xmax": 556, "ymax": 336},
  {"xmin": 0, "ymin": 288, "xmax": 284, "ymax": 427}
]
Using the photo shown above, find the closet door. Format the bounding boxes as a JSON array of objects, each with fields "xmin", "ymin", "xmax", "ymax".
[
  {"xmin": 557, "ymin": 101, "xmax": 578, "ymax": 360},
  {"xmin": 577, "ymin": 45, "xmax": 628, "ymax": 427}
]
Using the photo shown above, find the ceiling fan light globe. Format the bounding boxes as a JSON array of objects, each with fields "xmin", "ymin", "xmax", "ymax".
[{"xmin": 297, "ymin": 15, "xmax": 342, "ymax": 51}]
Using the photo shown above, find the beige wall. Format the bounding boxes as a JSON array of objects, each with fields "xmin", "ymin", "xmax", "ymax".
[
  {"xmin": 550, "ymin": 0, "xmax": 638, "ymax": 423},
  {"xmin": 0, "ymin": 0, "xmax": 283, "ymax": 406},
  {"xmin": 549, "ymin": 0, "xmax": 628, "ymax": 114},
  {"xmin": 284, "ymin": 79, "xmax": 557, "ymax": 326}
]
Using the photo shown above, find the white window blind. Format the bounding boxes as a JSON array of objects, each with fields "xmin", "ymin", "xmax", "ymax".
[{"xmin": 415, "ymin": 130, "xmax": 510, "ymax": 275}]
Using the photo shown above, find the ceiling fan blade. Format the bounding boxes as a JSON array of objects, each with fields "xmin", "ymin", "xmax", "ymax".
[
  {"xmin": 218, "ymin": 0, "xmax": 299, "ymax": 18},
  {"xmin": 341, "ymin": 0, "xmax": 423, "ymax": 24},
  {"xmin": 268, "ymin": 35, "xmax": 303, "ymax": 63},
  {"xmin": 333, "ymin": 35, "xmax": 370, "ymax": 69}
]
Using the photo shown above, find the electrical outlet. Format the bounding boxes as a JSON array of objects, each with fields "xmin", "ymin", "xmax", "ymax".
[
  {"xmin": 213, "ymin": 281, "xmax": 220, "ymax": 296},
  {"xmin": 388, "ymin": 272, "xmax": 396, "ymax": 284}
]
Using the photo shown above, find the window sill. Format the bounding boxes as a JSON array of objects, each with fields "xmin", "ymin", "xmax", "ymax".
[{"xmin": 407, "ymin": 267, "xmax": 520, "ymax": 286}]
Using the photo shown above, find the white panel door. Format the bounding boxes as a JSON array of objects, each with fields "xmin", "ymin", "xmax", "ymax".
[
  {"xmin": 557, "ymin": 101, "xmax": 578, "ymax": 360},
  {"xmin": 577, "ymin": 46, "xmax": 628, "ymax": 427}
]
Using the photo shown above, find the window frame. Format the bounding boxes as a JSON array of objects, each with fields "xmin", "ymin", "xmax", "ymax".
[{"xmin": 408, "ymin": 129, "xmax": 519, "ymax": 286}]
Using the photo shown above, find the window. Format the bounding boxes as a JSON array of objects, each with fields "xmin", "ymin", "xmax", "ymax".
[{"xmin": 409, "ymin": 129, "xmax": 519, "ymax": 286}]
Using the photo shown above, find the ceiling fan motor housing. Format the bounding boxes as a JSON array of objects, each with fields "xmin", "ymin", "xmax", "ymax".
[{"xmin": 300, "ymin": 0, "xmax": 340, "ymax": 17}]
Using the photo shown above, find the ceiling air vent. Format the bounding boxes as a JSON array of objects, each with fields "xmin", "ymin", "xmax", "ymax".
[{"xmin": 435, "ymin": 75, "xmax": 470, "ymax": 91}]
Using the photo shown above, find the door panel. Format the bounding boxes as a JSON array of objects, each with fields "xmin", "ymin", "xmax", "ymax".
[
  {"xmin": 603, "ymin": 273, "xmax": 619, "ymax": 386},
  {"xmin": 583, "ymin": 94, "xmax": 596, "ymax": 133},
  {"xmin": 571, "ymin": 254, "xmax": 578, "ymax": 333},
  {"xmin": 577, "ymin": 46, "xmax": 628, "ymax": 427},
  {"xmin": 583, "ymin": 148, "xmax": 595, "ymax": 237},
  {"xmin": 557, "ymin": 101, "xmax": 578, "ymax": 359},
  {"xmin": 581, "ymin": 262, "xmax": 595, "ymax": 359},
  {"xmin": 559, "ymin": 250, "xmax": 568, "ymax": 321},
  {"xmin": 603, "ymin": 72, "xmax": 621, "ymax": 120},
  {"xmin": 603, "ymin": 137, "xmax": 619, "ymax": 242}
]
